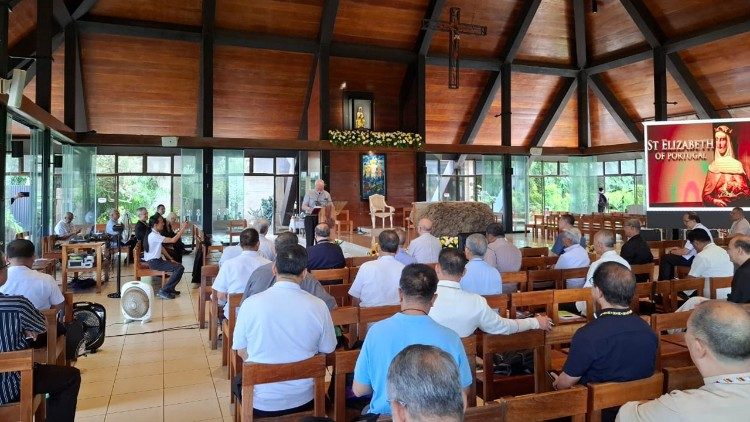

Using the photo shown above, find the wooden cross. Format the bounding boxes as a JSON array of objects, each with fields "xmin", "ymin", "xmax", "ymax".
[{"xmin": 422, "ymin": 7, "xmax": 487, "ymax": 89}]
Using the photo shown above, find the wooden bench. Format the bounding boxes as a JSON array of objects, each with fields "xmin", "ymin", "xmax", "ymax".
[
  {"xmin": 503, "ymin": 386, "xmax": 588, "ymax": 422},
  {"xmin": 586, "ymin": 373, "xmax": 664, "ymax": 422},
  {"xmin": 236, "ymin": 354, "xmax": 327, "ymax": 422},
  {"xmin": 0, "ymin": 350, "xmax": 45, "ymax": 422}
]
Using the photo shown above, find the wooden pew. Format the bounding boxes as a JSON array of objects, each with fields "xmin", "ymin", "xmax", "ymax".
[
  {"xmin": 586, "ymin": 373, "xmax": 664, "ymax": 422},
  {"xmin": 236, "ymin": 354, "xmax": 327, "ymax": 422},
  {"xmin": 503, "ymin": 386, "xmax": 588, "ymax": 422},
  {"xmin": 0, "ymin": 350, "xmax": 45, "ymax": 422},
  {"xmin": 476, "ymin": 330, "xmax": 546, "ymax": 401},
  {"xmin": 663, "ymin": 366, "xmax": 703, "ymax": 392}
]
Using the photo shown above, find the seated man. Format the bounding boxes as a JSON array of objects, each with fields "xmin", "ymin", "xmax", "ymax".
[
  {"xmin": 353, "ymin": 263, "xmax": 473, "ymax": 416},
  {"xmin": 430, "ymin": 248, "xmax": 551, "ymax": 337},
  {"xmin": 0, "ymin": 250, "xmax": 81, "ymax": 421},
  {"xmin": 232, "ymin": 244, "xmax": 337, "ymax": 417},
  {"xmin": 306, "ymin": 223, "xmax": 346, "ymax": 270},
  {"xmin": 686, "ymin": 228, "xmax": 733, "ymax": 296},
  {"xmin": 728, "ymin": 207, "xmax": 750, "ymax": 238},
  {"xmin": 143, "ymin": 214, "xmax": 189, "ymax": 300},
  {"xmin": 619, "ymin": 219, "xmax": 654, "ymax": 282},
  {"xmin": 242, "ymin": 232, "xmax": 336, "ymax": 310},
  {"xmin": 727, "ymin": 235, "xmax": 750, "ymax": 303},
  {"xmin": 408, "ymin": 218, "xmax": 441, "ymax": 264},
  {"xmin": 387, "ymin": 345, "xmax": 465, "ymax": 422},
  {"xmin": 554, "ymin": 228, "xmax": 591, "ymax": 288},
  {"xmin": 551, "ymin": 214, "xmax": 587, "ymax": 256},
  {"xmin": 133, "ymin": 207, "xmax": 150, "ymax": 246},
  {"xmin": 54, "ymin": 212, "xmax": 80, "ymax": 240},
  {"xmin": 617, "ymin": 300, "xmax": 750, "ymax": 421},
  {"xmin": 658, "ymin": 211, "xmax": 712, "ymax": 281},
  {"xmin": 576, "ymin": 230, "xmax": 630, "ymax": 313},
  {"xmin": 484, "ymin": 222, "xmax": 521, "ymax": 273},
  {"xmin": 161, "ymin": 212, "xmax": 187, "ymax": 261},
  {"xmin": 349, "ymin": 230, "xmax": 405, "ymax": 307},
  {"xmin": 254, "ymin": 218, "xmax": 276, "ymax": 261},
  {"xmin": 105, "ymin": 209, "xmax": 136, "ymax": 263},
  {"xmin": 553, "ymin": 262, "xmax": 657, "ymax": 398},
  {"xmin": 213, "ymin": 228, "xmax": 270, "ymax": 318},
  {"xmin": 219, "ymin": 244, "xmax": 242, "ymax": 266},
  {"xmin": 394, "ymin": 228, "xmax": 416, "ymax": 266},
  {"xmin": 0, "ymin": 239, "xmax": 64, "ymax": 312},
  {"xmin": 461, "ymin": 233, "xmax": 503, "ymax": 295}
]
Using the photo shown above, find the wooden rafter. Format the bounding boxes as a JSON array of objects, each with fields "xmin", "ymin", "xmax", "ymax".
[
  {"xmin": 588, "ymin": 73, "xmax": 643, "ymax": 145},
  {"xmin": 573, "ymin": 0, "xmax": 589, "ymax": 149},
  {"xmin": 529, "ymin": 77, "xmax": 577, "ymax": 148},
  {"xmin": 197, "ymin": 0, "xmax": 215, "ymax": 137}
]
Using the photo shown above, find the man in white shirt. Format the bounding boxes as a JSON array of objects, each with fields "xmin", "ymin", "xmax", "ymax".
[
  {"xmin": 213, "ymin": 228, "xmax": 270, "ymax": 318},
  {"xmin": 686, "ymin": 228, "xmax": 733, "ymax": 297},
  {"xmin": 659, "ymin": 211, "xmax": 712, "ymax": 280},
  {"xmin": 554, "ymin": 228, "xmax": 591, "ymax": 288},
  {"xmin": 219, "ymin": 244, "xmax": 242, "ymax": 266},
  {"xmin": 232, "ymin": 243, "xmax": 336, "ymax": 417},
  {"xmin": 54, "ymin": 212, "xmax": 80, "ymax": 240},
  {"xmin": 254, "ymin": 218, "xmax": 276, "ymax": 261},
  {"xmin": 577, "ymin": 230, "xmax": 630, "ymax": 313},
  {"xmin": 408, "ymin": 218, "xmax": 442, "ymax": 264},
  {"xmin": 728, "ymin": 207, "xmax": 750, "ymax": 238},
  {"xmin": 616, "ymin": 300, "xmax": 750, "ymax": 422},
  {"xmin": 461, "ymin": 233, "xmax": 503, "ymax": 295},
  {"xmin": 430, "ymin": 248, "xmax": 551, "ymax": 337},
  {"xmin": 0, "ymin": 239, "xmax": 64, "ymax": 311},
  {"xmin": 484, "ymin": 222, "xmax": 522, "ymax": 273},
  {"xmin": 349, "ymin": 230, "xmax": 405, "ymax": 307},
  {"xmin": 143, "ymin": 214, "xmax": 189, "ymax": 299}
]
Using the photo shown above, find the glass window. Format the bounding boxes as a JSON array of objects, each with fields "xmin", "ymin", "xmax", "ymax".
[
  {"xmin": 605, "ymin": 176, "xmax": 635, "ymax": 212},
  {"xmin": 559, "ymin": 162, "xmax": 569, "ymax": 176},
  {"xmin": 173, "ymin": 156, "xmax": 182, "ymax": 175},
  {"xmin": 620, "ymin": 160, "xmax": 636, "ymax": 174},
  {"xmin": 458, "ymin": 160, "xmax": 475, "ymax": 176},
  {"xmin": 244, "ymin": 157, "xmax": 251, "ymax": 174},
  {"xmin": 635, "ymin": 158, "xmax": 644, "ymax": 174},
  {"xmin": 596, "ymin": 162, "xmax": 604, "ymax": 176},
  {"xmin": 95, "ymin": 176, "xmax": 117, "ymax": 223},
  {"xmin": 253, "ymin": 157, "xmax": 274, "ymax": 174},
  {"xmin": 426, "ymin": 160, "xmax": 439, "ymax": 175},
  {"xmin": 529, "ymin": 161, "xmax": 543, "ymax": 176},
  {"xmin": 528, "ymin": 177, "xmax": 544, "ymax": 214},
  {"xmin": 118, "ymin": 156, "xmax": 143, "ymax": 173},
  {"xmin": 604, "ymin": 161, "xmax": 619, "ymax": 175},
  {"xmin": 275, "ymin": 157, "xmax": 295, "ymax": 175},
  {"xmin": 95, "ymin": 155, "xmax": 115, "ymax": 174},
  {"xmin": 543, "ymin": 162, "xmax": 558, "ymax": 176},
  {"xmin": 6, "ymin": 155, "xmax": 19, "ymax": 172},
  {"xmin": 147, "ymin": 156, "xmax": 171, "ymax": 173}
]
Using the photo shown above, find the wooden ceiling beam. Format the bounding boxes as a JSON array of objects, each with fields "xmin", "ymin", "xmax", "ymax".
[
  {"xmin": 52, "ymin": 0, "xmax": 72, "ymax": 27},
  {"xmin": 573, "ymin": 0, "xmax": 589, "ymax": 149},
  {"xmin": 417, "ymin": 0, "xmax": 447, "ymax": 56},
  {"xmin": 586, "ymin": 48, "xmax": 652, "ymax": 75},
  {"xmin": 197, "ymin": 0, "xmax": 215, "ymax": 137},
  {"xmin": 664, "ymin": 18, "xmax": 750, "ymax": 54},
  {"xmin": 77, "ymin": 17, "xmax": 201, "ymax": 42},
  {"xmin": 501, "ymin": 0, "xmax": 542, "ymax": 63},
  {"xmin": 572, "ymin": 0, "xmax": 587, "ymax": 68},
  {"xmin": 588, "ymin": 73, "xmax": 643, "ymax": 145},
  {"xmin": 71, "ymin": 0, "xmax": 100, "ymax": 20},
  {"xmin": 529, "ymin": 77, "xmax": 577, "ymax": 148}
]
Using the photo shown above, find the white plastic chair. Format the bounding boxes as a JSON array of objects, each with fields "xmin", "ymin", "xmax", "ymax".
[{"xmin": 369, "ymin": 194, "xmax": 395, "ymax": 228}]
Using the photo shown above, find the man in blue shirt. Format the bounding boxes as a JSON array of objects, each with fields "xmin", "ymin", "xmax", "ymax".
[
  {"xmin": 394, "ymin": 228, "xmax": 417, "ymax": 266},
  {"xmin": 461, "ymin": 233, "xmax": 503, "ymax": 295},
  {"xmin": 353, "ymin": 263, "xmax": 473, "ymax": 416},
  {"xmin": 306, "ymin": 223, "xmax": 346, "ymax": 270},
  {"xmin": 551, "ymin": 214, "xmax": 587, "ymax": 255},
  {"xmin": 553, "ymin": 261, "xmax": 657, "ymax": 391}
]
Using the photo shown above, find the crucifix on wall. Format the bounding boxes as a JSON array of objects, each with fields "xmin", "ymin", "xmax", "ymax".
[{"xmin": 422, "ymin": 7, "xmax": 487, "ymax": 89}]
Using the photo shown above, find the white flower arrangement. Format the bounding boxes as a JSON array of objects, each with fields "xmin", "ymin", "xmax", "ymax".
[{"xmin": 328, "ymin": 130, "xmax": 424, "ymax": 149}]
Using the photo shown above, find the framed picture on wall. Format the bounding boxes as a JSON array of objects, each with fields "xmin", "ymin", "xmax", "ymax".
[
  {"xmin": 343, "ymin": 92, "xmax": 374, "ymax": 130},
  {"xmin": 360, "ymin": 153, "xmax": 386, "ymax": 200}
]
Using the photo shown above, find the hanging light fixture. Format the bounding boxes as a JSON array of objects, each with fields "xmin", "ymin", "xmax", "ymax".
[{"xmin": 592, "ymin": 0, "xmax": 598, "ymax": 14}]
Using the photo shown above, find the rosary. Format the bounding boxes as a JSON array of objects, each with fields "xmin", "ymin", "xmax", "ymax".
[{"xmin": 597, "ymin": 309, "xmax": 633, "ymax": 318}]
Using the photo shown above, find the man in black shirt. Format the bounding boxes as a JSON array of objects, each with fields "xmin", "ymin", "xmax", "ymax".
[
  {"xmin": 134, "ymin": 207, "xmax": 150, "ymax": 245},
  {"xmin": 0, "ymin": 251, "xmax": 81, "ymax": 421},
  {"xmin": 306, "ymin": 223, "xmax": 346, "ymax": 271},
  {"xmin": 727, "ymin": 236, "xmax": 750, "ymax": 303},
  {"xmin": 620, "ymin": 218, "xmax": 654, "ymax": 282}
]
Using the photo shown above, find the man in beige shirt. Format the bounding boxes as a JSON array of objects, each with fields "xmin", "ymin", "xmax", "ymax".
[{"xmin": 616, "ymin": 300, "xmax": 750, "ymax": 422}]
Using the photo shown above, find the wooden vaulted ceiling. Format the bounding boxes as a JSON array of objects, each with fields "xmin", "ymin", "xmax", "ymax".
[{"xmin": 7, "ymin": 0, "xmax": 750, "ymax": 150}]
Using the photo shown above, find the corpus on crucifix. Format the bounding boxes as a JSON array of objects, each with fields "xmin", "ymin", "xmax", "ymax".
[{"xmin": 422, "ymin": 7, "xmax": 487, "ymax": 89}]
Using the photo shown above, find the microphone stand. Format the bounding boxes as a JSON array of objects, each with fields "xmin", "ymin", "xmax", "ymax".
[{"xmin": 107, "ymin": 225, "xmax": 124, "ymax": 299}]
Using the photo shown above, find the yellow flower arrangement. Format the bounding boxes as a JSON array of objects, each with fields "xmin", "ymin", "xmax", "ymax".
[
  {"xmin": 328, "ymin": 130, "xmax": 423, "ymax": 149},
  {"xmin": 368, "ymin": 242, "xmax": 380, "ymax": 256},
  {"xmin": 439, "ymin": 236, "xmax": 459, "ymax": 249}
]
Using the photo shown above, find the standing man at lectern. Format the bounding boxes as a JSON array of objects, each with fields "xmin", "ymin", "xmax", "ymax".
[{"xmin": 302, "ymin": 179, "xmax": 333, "ymax": 247}]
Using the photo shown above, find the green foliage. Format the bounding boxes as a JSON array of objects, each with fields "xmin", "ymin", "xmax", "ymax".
[{"xmin": 248, "ymin": 196, "xmax": 274, "ymax": 222}]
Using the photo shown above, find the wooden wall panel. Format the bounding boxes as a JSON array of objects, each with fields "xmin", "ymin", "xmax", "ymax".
[
  {"xmin": 679, "ymin": 33, "xmax": 750, "ymax": 111},
  {"xmin": 643, "ymin": 0, "xmax": 750, "ymax": 39},
  {"xmin": 544, "ymin": 94, "xmax": 577, "ymax": 147},
  {"xmin": 214, "ymin": 46, "xmax": 313, "ymax": 139},
  {"xmin": 80, "ymin": 33, "xmax": 199, "ymax": 136},
  {"xmin": 23, "ymin": 47, "xmax": 65, "ymax": 123},
  {"xmin": 329, "ymin": 150, "xmax": 416, "ymax": 228},
  {"xmin": 216, "ymin": 0, "xmax": 322, "ymax": 39},
  {"xmin": 473, "ymin": 91, "xmax": 501, "ymax": 146},
  {"xmin": 515, "ymin": 0, "xmax": 574, "ymax": 66},
  {"xmin": 329, "ymin": 58, "xmax": 406, "ymax": 133},
  {"xmin": 428, "ymin": 0, "xmax": 523, "ymax": 58},
  {"xmin": 510, "ymin": 72, "xmax": 562, "ymax": 146},
  {"xmin": 601, "ymin": 59, "xmax": 694, "ymax": 122},
  {"xmin": 589, "ymin": 90, "xmax": 631, "ymax": 147},
  {"xmin": 425, "ymin": 66, "xmax": 489, "ymax": 144},
  {"xmin": 89, "ymin": 0, "xmax": 202, "ymax": 26},
  {"xmin": 334, "ymin": 0, "xmax": 427, "ymax": 50},
  {"xmin": 8, "ymin": 0, "xmax": 36, "ymax": 48},
  {"xmin": 730, "ymin": 106, "xmax": 750, "ymax": 118},
  {"xmin": 586, "ymin": 0, "xmax": 648, "ymax": 61},
  {"xmin": 307, "ymin": 63, "xmax": 320, "ymax": 140}
]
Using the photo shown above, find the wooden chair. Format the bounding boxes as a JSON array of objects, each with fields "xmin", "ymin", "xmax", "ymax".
[
  {"xmin": 199, "ymin": 264, "xmax": 219, "ymax": 330},
  {"xmin": 521, "ymin": 247, "xmax": 549, "ymax": 258},
  {"xmin": 510, "ymin": 290, "xmax": 554, "ymax": 319},
  {"xmin": 521, "ymin": 257, "xmax": 547, "ymax": 271},
  {"xmin": 503, "ymin": 386, "xmax": 588, "ymax": 422},
  {"xmin": 543, "ymin": 255, "xmax": 559, "ymax": 267},
  {"xmin": 544, "ymin": 322, "xmax": 587, "ymax": 385},
  {"xmin": 236, "ymin": 354, "xmax": 327, "ymax": 422},
  {"xmin": 669, "ymin": 277, "xmax": 706, "ymax": 312},
  {"xmin": 501, "ymin": 271, "xmax": 528, "ymax": 292},
  {"xmin": 709, "ymin": 276, "xmax": 733, "ymax": 299},
  {"xmin": 310, "ymin": 267, "xmax": 349, "ymax": 285},
  {"xmin": 328, "ymin": 349, "xmax": 361, "ymax": 422},
  {"xmin": 203, "ymin": 243, "xmax": 225, "ymax": 266},
  {"xmin": 346, "ymin": 256, "xmax": 377, "ymax": 267},
  {"xmin": 227, "ymin": 219, "xmax": 247, "ymax": 244},
  {"xmin": 335, "ymin": 209, "xmax": 353, "ymax": 233},
  {"xmin": 41, "ymin": 235, "xmax": 62, "ymax": 262},
  {"xmin": 525, "ymin": 214, "xmax": 545, "ymax": 239},
  {"xmin": 331, "ymin": 306, "xmax": 358, "ymax": 348},
  {"xmin": 476, "ymin": 330, "xmax": 546, "ymax": 401},
  {"xmin": 0, "ymin": 350, "xmax": 45, "ymax": 422},
  {"xmin": 133, "ymin": 242, "xmax": 168, "ymax": 285},
  {"xmin": 357, "ymin": 305, "xmax": 400, "ymax": 341},
  {"xmin": 559, "ymin": 267, "xmax": 589, "ymax": 290},
  {"xmin": 674, "ymin": 265, "xmax": 691, "ymax": 279},
  {"xmin": 377, "ymin": 401, "xmax": 504, "ymax": 422},
  {"xmin": 651, "ymin": 311, "xmax": 693, "ymax": 370},
  {"xmin": 527, "ymin": 269, "xmax": 561, "ymax": 291},
  {"xmin": 37, "ymin": 305, "xmax": 67, "ymax": 366},
  {"xmin": 586, "ymin": 373, "xmax": 664, "ymax": 422},
  {"xmin": 482, "ymin": 294, "xmax": 509, "ymax": 316},
  {"xmin": 462, "ymin": 334, "xmax": 478, "ymax": 407},
  {"xmin": 215, "ymin": 292, "xmax": 243, "ymax": 370},
  {"xmin": 552, "ymin": 289, "xmax": 593, "ymax": 325},
  {"xmin": 663, "ymin": 366, "xmax": 703, "ymax": 392},
  {"xmin": 324, "ymin": 284, "xmax": 353, "ymax": 307},
  {"xmin": 631, "ymin": 262, "xmax": 655, "ymax": 283},
  {"xmin": 348, "ymin": 266, "xmax": 361, "ymax": 283},
  {"xmin": 653, "ymin": 280, "xmax": 672, "ymax": 313},
  {"xmin": 631, "ymin": 282, "xmax": 655, "ymax": 314}
]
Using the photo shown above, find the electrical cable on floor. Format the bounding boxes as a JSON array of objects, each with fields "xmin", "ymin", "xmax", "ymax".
[{"xmin": 104, "ymin": 323, "xmax": 200, "ymax": 337}]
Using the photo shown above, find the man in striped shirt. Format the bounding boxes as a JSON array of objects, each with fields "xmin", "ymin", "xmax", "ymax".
[{"xmin": 0, "ymin": 251, "xmax": 81, "ymax": 421}]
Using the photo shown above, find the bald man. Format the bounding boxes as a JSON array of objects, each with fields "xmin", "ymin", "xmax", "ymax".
[
  {"xmin": 408, "ymin": 218, "xmax": 442, "ymax": 264},
  {"xmin": 301, "ymin": 179, "xmax": 332, "ymax": 247}
]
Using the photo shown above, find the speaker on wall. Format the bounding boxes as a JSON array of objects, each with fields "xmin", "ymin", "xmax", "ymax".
[{"xmin": 11, "ymin": 140, "xmax": 23, "ymax": 158}]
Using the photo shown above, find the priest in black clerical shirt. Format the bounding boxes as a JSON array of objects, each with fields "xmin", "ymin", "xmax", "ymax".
[
  {"xmin": 620, "ymin": 218, "xmax": 653, "ymax": 282},
  {"xmin": 728, "ymin": 236, "xmax": 750, "ymax": 304}
]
